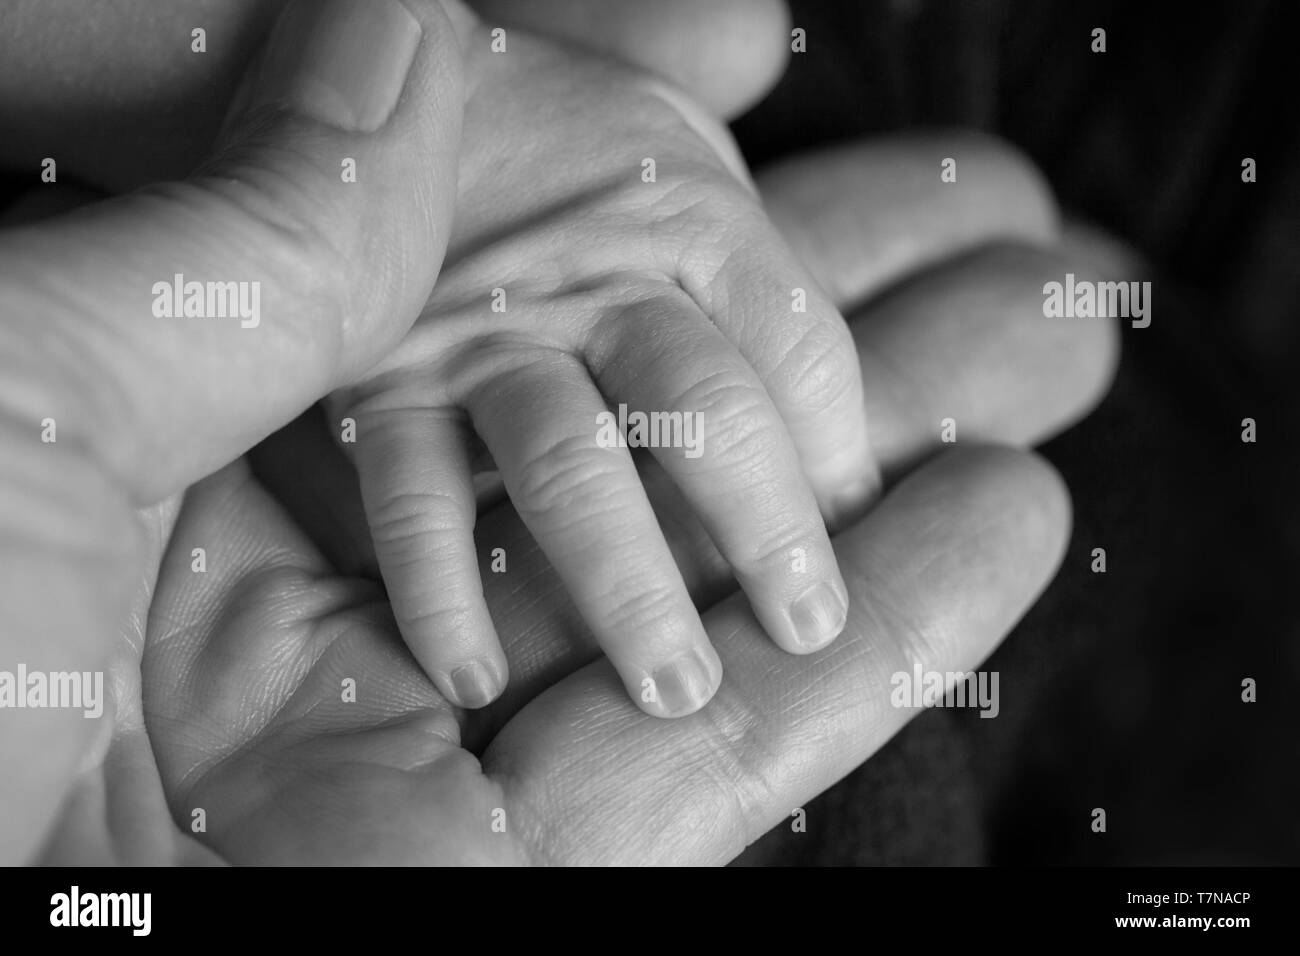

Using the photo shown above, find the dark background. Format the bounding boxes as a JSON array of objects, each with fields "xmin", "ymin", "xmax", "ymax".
[{"xmin": 734, "ymin": 0, "xmax": 1299, "ymax": 864}]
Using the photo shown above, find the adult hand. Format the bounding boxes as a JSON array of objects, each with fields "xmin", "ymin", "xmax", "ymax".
[
  {"xmin": 0, "ymin": 0, "xmax": 469, "ymax": 863},
  {"xmin": 38, "ymin": 134, "xmax": 1118, "ymax": 864}
]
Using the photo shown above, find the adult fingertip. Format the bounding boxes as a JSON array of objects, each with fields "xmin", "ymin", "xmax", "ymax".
[
  {"xmin": 249, "ymin": 0, "xmax": 424, "ymax": 133},
  {"xmin": 472, "ymin": 0, "xmax": 790, "ymax": 120},
  {"xmin": 935, "ymin": 129, "xmax": 1062, "ymax": 243},
  {"xmin": 1010, "ymin": 448, "xmax": 1074, "ymax": 576},
  {"xmin": 932, "ymin": 445, "xmax": 1074, "ymax": 583},
  {"xmin": 686, "ymin": 0, "xmax": 792, "ymax": 119}
]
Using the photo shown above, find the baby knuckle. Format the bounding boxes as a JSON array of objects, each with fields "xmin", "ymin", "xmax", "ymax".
[
  {"xmin": 750, "ymin": 521, "xmax": 820, "ymax": 570},
  {"xmin": 680, "ymin": 374, "xmax": 779, "ymax": 466},
  {"xmin": 396, "ymin": 602, "xmax": 475, "ymax": 640},
  {"xmin": 369, "ymin": 491, "xmax": 470, "ymax": 545},
  {"xmin": 776, "ymin": 323, "xmax": 859, "ymax": 416},
  {"xmin": 601, "ymin": 581, "xmax": 683, "ymax": 634},
  {"xmin": 515, "ymin": 437, "xmax": 626, "ymax": 520}
]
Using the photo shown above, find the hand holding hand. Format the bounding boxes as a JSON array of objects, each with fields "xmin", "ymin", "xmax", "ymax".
[{"xmin": 332, "ymin": 20, "xmax": 879, "ymax": 717}]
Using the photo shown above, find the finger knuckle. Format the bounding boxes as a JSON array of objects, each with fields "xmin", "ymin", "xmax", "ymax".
[
  {"xmin": 514, "ymin": 436, "xmax": 629, "ymax": 526},
  {"xmin": 369, "ymin": 491, "xmax": 470, "ymax": 552},
  {"xmin": 162, "ymin": 172, "xmax": 355, "ymax": 358},
  {"xmin": 776, "ymin": 321, "xmax": 859, "ymax": 418},
  {"xmin": 693, "ymin": 683, "xmax": 784, "ymax": 846},
  {"xmin": 676, "ymin": 372, "xmax": 779, "ymax": 469},
  {"xmin": 396, "ymin": 601, "xmax": 475, "ymax": 640},
  {"xmin": 600, "ymin": 580, "xmax": 684, "ymax": 635},
  {"xmin": 748, "ymin": 521, "xmax": 820, "ymax": 571}
]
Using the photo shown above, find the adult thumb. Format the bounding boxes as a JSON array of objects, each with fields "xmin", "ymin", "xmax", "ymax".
[
  {"xmin": 0, "ymin": 0, "xmax": 466, "ymax": 504},
  {"xmin": 0, "ymin": 0, "xmax": 464, "ymax": 863}
]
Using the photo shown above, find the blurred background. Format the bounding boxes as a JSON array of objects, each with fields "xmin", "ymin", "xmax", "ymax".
[{"xmin": 735, "ymin": 0, "xmax": 1298, "ymax": 864}]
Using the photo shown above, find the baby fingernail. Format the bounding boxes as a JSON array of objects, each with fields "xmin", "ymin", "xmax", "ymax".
[
  {"xmin": 649, "ymin": 648, "xmax": 721, "ymax": 716},
  {"xmin": 253, "ymin": 0, "xmax": 422, "ymax": 133},
  {"xmin": 450, "ymin": 661, "xmax": 499, "ymax": 708},
  {"xmin": 791, "ymin": 582, "xmax": 848, "ymax": 649}
]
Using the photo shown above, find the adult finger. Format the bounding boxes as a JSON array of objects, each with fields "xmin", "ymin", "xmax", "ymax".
[
  {"xmin": 486, "ymin": 445, "xmax": 1071, "ymax": 864},
  {"xmin": 757, "ymin": 131, "xmax": 1060, "ymax": 312},
  {"xmin": 470, "ymin": 0, "xmax": 791, "ymax": 119},
  {"xmin": 853, "ymin": 242, "xmax": 1121, "ymax": 478}
]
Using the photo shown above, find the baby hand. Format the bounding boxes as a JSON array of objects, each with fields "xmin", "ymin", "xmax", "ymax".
[{"xmin": 331, "ymin": 24, "xmax": 878, "ymax": 717}]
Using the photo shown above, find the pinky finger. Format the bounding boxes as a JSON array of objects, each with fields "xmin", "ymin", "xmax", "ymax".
[{"xmin": 353, "ymin": 407, "xmax": 508, "ymax": 709}]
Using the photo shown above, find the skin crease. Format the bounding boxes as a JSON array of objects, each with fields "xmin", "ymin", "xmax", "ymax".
[{"xmin": 0, "ymin": 0, "xmax": 1123, "ymax": 862}]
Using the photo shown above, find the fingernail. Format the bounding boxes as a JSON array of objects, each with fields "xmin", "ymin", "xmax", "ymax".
[
  {"xmin": 790, "ymin": 582, "xmax": 848, "ymax": 649},
  {"xmin": 649, "ymin": 648, "xmax": 721, "ymax": 716},
  {"xmin": 450, "ymin": 661, "xmax": 500, "ymax": 709},
  {"xmin": 251, "ymin": 0, "xmax": 422, "ymax": 133}
]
